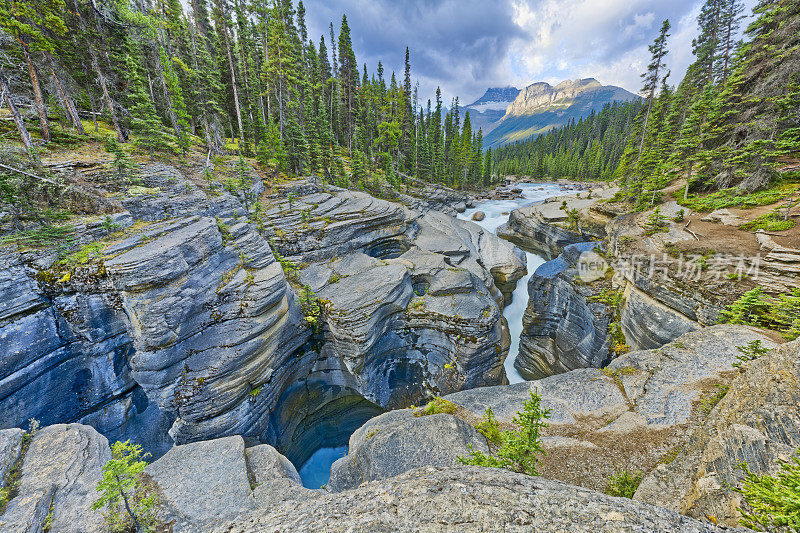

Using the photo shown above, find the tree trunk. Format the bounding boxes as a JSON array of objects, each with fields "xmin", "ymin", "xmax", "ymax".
[
  {"xmin": 49, "ymin": 62, "xmax": 86, "ymax": 135},
  {"xmin": 152, "ymin": 45, "xmax": 183, "ymax": 143},
  {"xmin": 115, "ymin": 474, "xmax": 142, "ymax": 533},
  {"xmin": 21, "ymin": 43, "xmax": 50, "ymax": 142},
  {"xmin": 0, "ymin": 73, "xmax": 34, "ymax": 155},
  {"xmin": 77, "ymin": 0, "xmax": 125, "ymax": 141},
  {"xmin": 221, "ymin": 17, "xmax": 245, "ymax": 148}
]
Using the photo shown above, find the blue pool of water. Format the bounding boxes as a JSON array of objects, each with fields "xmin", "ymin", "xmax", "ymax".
[{"xmin": 298, "ymin": 446, "xmax": 348, "ymax": 488}]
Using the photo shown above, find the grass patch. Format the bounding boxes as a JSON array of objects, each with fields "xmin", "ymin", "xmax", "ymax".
[
  {"xmin": 676, "ymin": 184, "xmax": 798, "ymax": 212},
  {"xmin": 414, "ymin": 396, "xmax": 458, "ymax": 417},
  {"xmin": 699, "ymin": 384, "xmax": 730, "ymax": 416},
  {"xmin": 739, "ymin": 213, "xmax": 796, "ymax": 232},
  {"xmin": 605, "ymin": 470, "xmax": 643, "ymax": 498},
  {"xmin": 58, "ymin": 241, "xmax": 107, "ymax": 267},
  {"xmin": 0, "ymin": 224, "xmax": 75, "ymax": 248}
]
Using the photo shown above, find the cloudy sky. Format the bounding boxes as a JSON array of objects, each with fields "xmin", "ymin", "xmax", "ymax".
[{"xmin": 301, "ymin": 0, "xmax": 757, "ymax": 105}]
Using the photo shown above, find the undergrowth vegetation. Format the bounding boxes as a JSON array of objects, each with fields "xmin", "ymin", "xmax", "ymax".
[
  {"xmin": 720, "ymin": 288, "xmax": 800, "ymax": 340},
  {"xmin": 459, "ymin": 389, "xmax": 551, "ymax": 476},
  {"xmin": 604, "ymin": 470, "xmax": 643, "ymax": 499},
  {"xmin": 737, "ymin": 448, "xmax": 800, "ymax": 532}
]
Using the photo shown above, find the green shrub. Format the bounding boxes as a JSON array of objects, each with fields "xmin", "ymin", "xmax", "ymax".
[
  {"xmin": 740, "ymin": 213, "xmax": 796, "ymax": 232},
  {"xmin": 458, "ymin": 389, "xmax": 551, "ymax": 476},
  {"xmin": 605, "ymin": 470, "xmax": 643, "ymax": 498},
  {"xmin": 737, "ymin": 448, "xmax": 800, "ymax": 531},
  {"xmin": 588, "ymin": 289, "xmax": 624, "ymax": 309},
  {"xmin": 415, "ymin": 396, "xmax": 458, "ymax": 417},
  {"xmin": 677, "ymin": 184, "xmax": 799, "ymax": 212},
  {"xmin": 644, "ymin": 206, "xmax": 668, "ymax": 236},
  {"xmin": 673, "ymin": 209, "xmax": 685, "ymax": 223},
  {"xmin": 93, "ymin": 440, "xmax": 158, "ymax": 532},
  {"xmin": 720, "ymin": 288, "xmax": 800, "ymax": 340},
  {"xmin": 733, "ymin": 340, "xmax": 771, "ymax": 368},
  {"xmin": 474, "ymin": 407, "xmax": 503, "ymax": 445}
]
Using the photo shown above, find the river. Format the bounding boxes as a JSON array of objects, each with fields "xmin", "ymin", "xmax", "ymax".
[
  {"xmin": 458, "ymin": 182, "xmax": 573, "ymax": 383},
  {"xmin": 297, "ymin": 182, "xmax": 572, "ymax": 487}
]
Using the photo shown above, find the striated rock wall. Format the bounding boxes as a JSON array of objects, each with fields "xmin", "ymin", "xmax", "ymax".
[
  {"xmin": 0, "ymin": 169, "xmax": 526, "ymax": 465},
  {"xmin": 0, "ymin": 422, "xmax": 729, "ymax": 533},
  {"xmin": 219, "ymin": 466, "xmax": 729, "ymax": 533},
  {"xmin": 516, "ymin": 242, "xmax": 614, "ymax": 379}
]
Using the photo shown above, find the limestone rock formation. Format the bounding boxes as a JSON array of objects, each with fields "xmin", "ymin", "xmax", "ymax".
[
  {"xmin": 497, "ymin": 187, "xmax": 612, "ymax": 257},
  {"xmin": 215, "ymin": 466, "xmax": 731, "ymax": 532},
  {"xmin": 516, "ymin": 242, "xmax": 614, "ymax": 379},
  {"xmin": 0, "ymin": 166, "xmax": 526, "ymax": 467},
  {"xmin": 0, "ymin": 428, "xmax": 24, "ymax": 489},
  {"xmin": 634, "ymin": 338, "xmax": 800, "ymax": 527},
  {"xmin": 146, "ymin": 436, "xmax": 258, "ymax": 531},
  {"xmin": 446, "ymin": 327, "xmax": 778, "ymax": 493},
  {"xmin": 0, "ymin": 424, "xmax": 110, "ymax": 533}
]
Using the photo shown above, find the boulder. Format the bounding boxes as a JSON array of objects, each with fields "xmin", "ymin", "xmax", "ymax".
[
  {"xmin": 146, "ymin": 436, "xmax": 256, "ymax": 531},
  {"xmin": 245, "ymin": 444, "xmax": 302, "ymax": 486},
  {"xmin": 471, "ymin": 211, "xmax": 485, "ymax": 221},
  {"xmin": 0, "ymin": 428, "xmax": 24, "ymax": 488},
  {"xmin": 327, "ymin": 412, "xmax": 489, "ymax": 491},
  {"xmin": 634, "ymin": 338, "xmax": 800, "ymax": 527},
  {"xmin": 0, "ymin": 424, "xmax": 110, "ymax": 533},
  {"xmin": 216, "ymin": 466, "xmax": 730, "ymax": 532},
  {"xmin": 498, "ymin": 202, "xmax": 606, "ymax": 258}
]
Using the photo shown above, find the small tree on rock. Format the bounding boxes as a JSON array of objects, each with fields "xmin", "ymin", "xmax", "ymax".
[
  {"xmin": 459, "ymin": 388, "xmax": 550, "ymax": 476},
  {"xmin": 93, "ymin": 440, "xmax": 157, "ymax": 533}
]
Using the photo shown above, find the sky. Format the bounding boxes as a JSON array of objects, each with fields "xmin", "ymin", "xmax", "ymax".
[{"xmin": 301, "ymin": 0, "xmax": 758, "ymax": 105}]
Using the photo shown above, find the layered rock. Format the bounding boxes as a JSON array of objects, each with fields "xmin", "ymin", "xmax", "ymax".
[
  {"xmin": 446, "ymin": 326, "xmax": 777, "ymax": 494},
  {"xmin": 327, "ymin": 411, "xmax": 489, "ymax": 491},
  {"xmin": 0, "ymin": 250, "xmax": 174, "ymax": 455},
  {"xmin": 634, "ymin": 337, "xmax": 800, "ymax": 527},
  {"xmin": 516, "ymin": 242, "xmax": 614, "ymax": 379},
  {"xmin": 103, "ymin": 215, "xmax": 310, "ymax": 446},
  {"xmin": 0, "ymin": 422, "xmax": 731, "ymax": 533},
  {"xmin": 497, "ymin": 186, "xmax": 613, "ymax": 257},
  {"xmin": 0, "ymin": 424, "xmax": 110, "ymax": 533},
  {"xmin": 607, "ymin": 209, "xmax": 724, "ymax": 351},
  {"xmin": 217, "ymin": 466, "xmax": 729, "ymax": 533},
  {"xmin": 0, "ymin": 424, "xmax": 315, "ymax": 533},
  {"xmin": 255, "ymin": 182, "xmax": 524, "ymax": 462},
  {"xmin": 1, "ymin": 166, "xmax": 527, "ymax": 467}
]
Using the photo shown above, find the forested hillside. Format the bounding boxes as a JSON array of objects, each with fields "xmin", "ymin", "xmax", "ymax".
[
  {"xmin": 494, "ymin": 0, "xmax": 799, "ymax": 210},
  {"xmin": 492, "ymin": 100, "xmax": 643, "ymax": 181},
  {"xmin": 0, "ymin": 0, "xmax": 494, "ymax": 197}
]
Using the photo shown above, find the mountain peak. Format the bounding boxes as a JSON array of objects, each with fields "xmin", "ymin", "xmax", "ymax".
[
  {"xmin": 504, "ymin": 78, "xmax": 633, "ymax": 119},
  {"xmin": 467, "ymin": 86, "xmax": 520, "ymax": 108}
]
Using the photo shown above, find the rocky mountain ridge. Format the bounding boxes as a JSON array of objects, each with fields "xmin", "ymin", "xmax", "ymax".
[{"xmin": 484, "ymin": 78, "xmax": 638, "ymax": 147}]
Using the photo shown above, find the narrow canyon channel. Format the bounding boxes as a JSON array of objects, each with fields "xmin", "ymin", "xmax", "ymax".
[
  {"xmin": 297, "ymin": 182, "xmax": 573, "ymax": 488},
  {"xmin": 458, "ymin": 183, "xmax": 574, "ymax": 384}
]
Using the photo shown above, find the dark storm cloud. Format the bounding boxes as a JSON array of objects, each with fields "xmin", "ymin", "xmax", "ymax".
[
  {"xmin": 301, "ymin": 0, "xmax": 527, "ymax": 104},
  {"xmin": 300, "ymin": 0, "xmax": 758, "ymax": 105}
]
